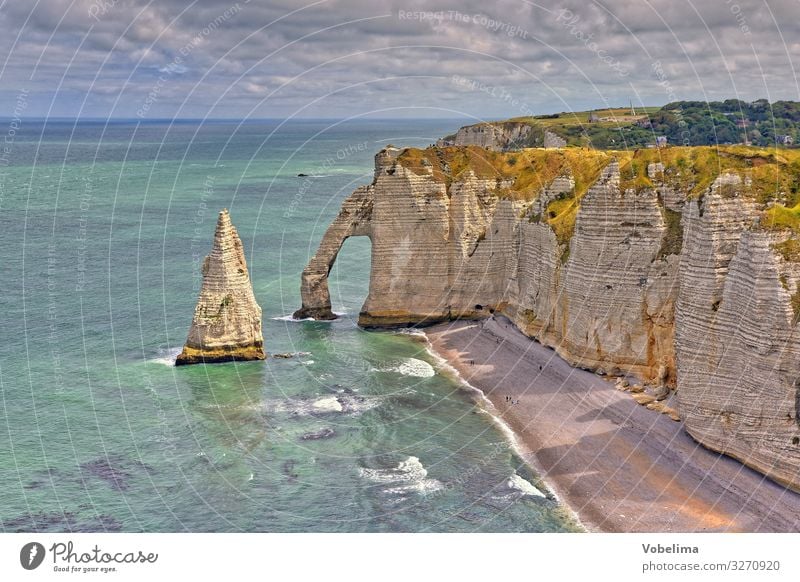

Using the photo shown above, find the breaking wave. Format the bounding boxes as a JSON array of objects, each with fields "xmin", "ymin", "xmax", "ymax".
[
  {"xmin": 359, "ymin": 456, "xmax": 443, "ymax": 495},
  {"xmin": 506, "ymin": 473, "xmax": 546, "ymax": 498},
  {"xmin": 267, "ymin": 393, "xmax": 381, "ymax": 417},
  {"xmin": 373, "ymin": 358, "xmax": 435, "ymax": 378},
  {"xmin": 149, "ymin": 347, "xmax": 182, "ymax": 366}
]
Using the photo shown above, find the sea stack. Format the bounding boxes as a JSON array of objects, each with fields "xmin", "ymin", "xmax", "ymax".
[{"xmin": 175, "ymin": 209, "xmax": 266, "ymax": 365}]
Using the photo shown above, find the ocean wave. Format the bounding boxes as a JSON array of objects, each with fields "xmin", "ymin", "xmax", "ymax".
[
  {"xmin": 359, "ymin": 456, "xmax": 443, "ymax": 495},
  {"xmin": 372, "ymin": 357, "xmax": 435, "ymax": 378},
  {"xmin": 267, "ymin": 393, "xmax": 380, "ymax": 417},
  {"xmin": 506, "ymin": 473, "xmax": 546, "ymax": 498},
  {"xmin": 148, "ymin": 347, "xmax": 182, "ymax": 366}
]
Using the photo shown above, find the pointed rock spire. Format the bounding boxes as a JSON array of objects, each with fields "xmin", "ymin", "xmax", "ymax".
[{"xmin": 176, "ymin": 209, "xmax": 266, "ymax": 365}]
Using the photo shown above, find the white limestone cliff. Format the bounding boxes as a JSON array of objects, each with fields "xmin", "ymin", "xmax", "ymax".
[{"xmin": 297, "ymin": 145, "xmax": 800, "ymax": 491}]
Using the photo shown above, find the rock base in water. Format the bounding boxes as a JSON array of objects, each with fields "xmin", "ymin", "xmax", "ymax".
[
  {"xmin": 292, "ymin": 306, "xmax": 337, "ymax": 320},
  {"xmin": 175, "ymin": 343, "xmax": 265, "ymax": 366}
]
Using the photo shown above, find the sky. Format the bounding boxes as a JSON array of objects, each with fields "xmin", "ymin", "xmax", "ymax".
[{"xmin": 1, "ymin": 0, "xmax": 798, "ymax": 119}]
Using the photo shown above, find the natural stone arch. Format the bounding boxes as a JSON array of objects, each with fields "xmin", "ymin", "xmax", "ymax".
[{"xmin": 293, "ymin": 186, "xmax": 373, "ymax": 320}]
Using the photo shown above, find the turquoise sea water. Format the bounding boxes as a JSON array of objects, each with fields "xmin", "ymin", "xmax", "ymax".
[{"xmin": 0, "ymin": 119, "xmax": 580, "ymax": 532}]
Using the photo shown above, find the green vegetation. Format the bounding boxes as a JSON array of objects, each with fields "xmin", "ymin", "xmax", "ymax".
[
  {"xmin": 396, "ymin": 142, "xmax": 800, "ymax": 258},
  {"xmin": 792, "ymin": 288, "xmax": 800, "ymax": 322},
  {"xmin": 763, "ymin": 203, "xmax": 800, "ymax": 233},
  {"xmin": 657, "ymin": 208, "xmax": 684, "ymax": 260},
  {"xmin": 483, "ymin": 100, "xmax": 800, "ymax": 149},
  {"xmin": 773, "ymin": 239, "xmax": 800, "ymax": 262},
  {"xmin": 216, "ymin": 295, "xmax": 234, "ymax": 316},
  {"xmin": 397, "ymin": 145, "xmax": 611, "ymax": 203}
]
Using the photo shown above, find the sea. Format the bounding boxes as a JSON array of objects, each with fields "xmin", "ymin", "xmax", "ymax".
[{"xmin": 0, "ymin": 118, "xmax": 581, "ymax": 532}]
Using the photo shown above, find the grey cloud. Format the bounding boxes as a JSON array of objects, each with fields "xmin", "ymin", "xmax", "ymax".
[{"xmin": 0, "ymin": 0, "xmax": 797, "ymax": 118}]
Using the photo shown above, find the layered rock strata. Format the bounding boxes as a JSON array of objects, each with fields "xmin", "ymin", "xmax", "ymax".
[
  {"xmin": 299, "ymin": 147, "xmax": 681, "ymax": 382},
  {"xmin": 676, "ymin": 188, "xmax": 800, "ymax": 489},
  {"xmin": 176, "ymin": 209, "xmax": 265, "ymax": 365},
  {"xmin": 298, "ymin": 144, "xmax": 800, "ymax": 491}
]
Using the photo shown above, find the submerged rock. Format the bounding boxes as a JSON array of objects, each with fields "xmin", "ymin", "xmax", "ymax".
[
  {"xmin": 176, "ymin": 209, "xmax": 266, "ymax": 365},
  {"xmin": 300, "ymin": 427, "xmax": 336, "ymax": 440}
]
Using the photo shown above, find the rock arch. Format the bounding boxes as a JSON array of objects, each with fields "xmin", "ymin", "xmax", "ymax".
[{"xmin": 293, "ymin": 186, "xmax": 374, "ymax": 320}]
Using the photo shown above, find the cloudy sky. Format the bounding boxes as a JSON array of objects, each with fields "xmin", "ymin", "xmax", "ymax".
[{"xmin": 1, "ymin": 0, "xmax": 798, "ymax": 119}]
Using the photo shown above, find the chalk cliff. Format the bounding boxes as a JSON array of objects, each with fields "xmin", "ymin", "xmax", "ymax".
[
  {"xmin": 676, "ymin": 190, "xmax": 800, "ymax": 490},
  {"xmin": 176, "ymin": 209, "xmax": 265, "ymax": 365},
  {"xmin": 437, "ymin": 121, "xmax": 541, "ymax": 150},
  {"xmin": 297, "ymin": 144, "xmax": 800, "ymax": 491}
]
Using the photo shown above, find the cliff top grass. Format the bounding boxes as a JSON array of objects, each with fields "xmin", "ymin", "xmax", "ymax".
[
  {"xmin": 396, "ymin": 145, "xmax": 614, "ymax": 201},
  {"xmin": 617, "ymin": 146, "xmax": 800, "ymax": 202},
  {"xmin": 396, "ymin": 144, "xmax": 800, "ymax": 246},
  {"xmin": 507, "ymin": 107, "xmax": 661, "ymax": 129}
]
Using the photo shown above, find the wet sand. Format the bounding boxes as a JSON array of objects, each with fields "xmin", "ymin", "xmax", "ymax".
[{"xmin": 425, "ymin": 316, "xmax": 800, "ymax": 532}]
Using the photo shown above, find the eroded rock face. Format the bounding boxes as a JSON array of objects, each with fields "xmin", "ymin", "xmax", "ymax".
[
  {"xmin": 298, "ymin": 148, "xmax": 680, "ymax": 381},
  {"xmin": 176, "ymin": 209, "xmax": 265, "ymax": 365},
  {"xmin": 513, "ymin": 162, "xmax": 680, "ymax": 381},
  {"xmin": 297, "ymin": 146, "xmax": 800, "ymax": 491},
  {"xmin": 676, "ymin": 187, "xmax": 800, "ymax": 490}
]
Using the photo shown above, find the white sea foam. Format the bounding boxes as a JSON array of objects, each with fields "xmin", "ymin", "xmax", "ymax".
[
  {"xmin": 149, "ymin": 347, "xmax": 182, "ymax": 366},
  {"xmin": 373, "ymin": 357, "xmax": 435, "ymax": 378},
  {"xmin": 271, "ymin": 311, "xmax": 346, "ymax": 323},
  {"xmin": 311, "ymin": 396, "xmax": 343, "ymax": 413},
  {"xmin": 507, "ymin": 473, "xmax": 546, "ymax": 498},
  {"xmin": 267, "ymin": 393, "xmax": 380, "ymax": 417},
  {"xmin": 359, "ymin": 456, "xmax": 443, "ymax": 496},
  {"xmin": 272, "ymin": 314, "xmax": 314, "ymax": 322},
  {"xmin": 395, "ymin": 328, "xmax": 427, "ymax": 339}
]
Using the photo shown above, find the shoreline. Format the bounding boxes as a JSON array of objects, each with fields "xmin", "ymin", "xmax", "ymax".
[
  {"xmin": 423, "ymin": 316, "xmax": 800, "ymax": 533},
  {"xmin": 420, "ymin": 336, "xmax": 585, "ymax": 529}
]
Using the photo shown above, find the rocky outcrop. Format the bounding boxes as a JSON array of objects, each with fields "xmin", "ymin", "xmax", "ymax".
[
  {"xmin": 543, "ymin": 130, "xmax": 567, "ymax": 148},
  {"xmin": 297, "ymin": 144, "xmax": 800, "ymax": 491},
  {"xmin": 293, "ymin": 185, "xmax": 374, "ymax": 320},
  {"xmin": 437, "ymin": 121, "xmax": 540, "ymax": 151},
  {"xmin": 176, "ymin": 209, "xmax": 265, "ymax": 365}
]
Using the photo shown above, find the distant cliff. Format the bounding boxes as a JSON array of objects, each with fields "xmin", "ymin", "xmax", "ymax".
[
  {"xmin": 296, "ymin": 143, "xmax": 800, "ymax": 492},
  {"xmin": 441, "ymin": 99, "xmax": 800, "ymax": 150},
  {"xmin": 436, "ymin": 121, "xmax": 542, "ymax": 150}
]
